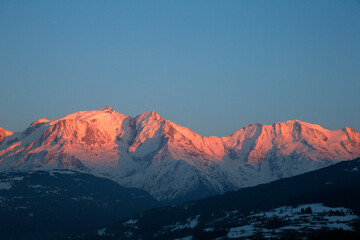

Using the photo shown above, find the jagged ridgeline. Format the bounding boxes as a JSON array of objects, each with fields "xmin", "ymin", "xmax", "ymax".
[{"xmin": 0, "ymin": 106, "xmax": 359, "ymax": 203}]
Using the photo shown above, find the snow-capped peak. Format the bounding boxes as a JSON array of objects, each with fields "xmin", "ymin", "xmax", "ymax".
[
  {"xmin": 282, "ymin": 120, "xmax": 325, "ymax": 131},
  {"xmin": 56, "ymin": 106, "xmax": 128, "ymax": 122},
  {"xmin": 30, "ymin": 117, "xmax": 50, "ymax": 127},
  {"xmin": 98, "ymin": 106, "xmax": 114, "ymax": 112},
  {"xmin": 135, "ymin": 110, "xmax": 164, "ymax": 122}
]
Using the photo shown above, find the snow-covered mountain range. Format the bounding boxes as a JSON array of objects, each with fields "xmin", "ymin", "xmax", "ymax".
[{"xmin": 0, "ymin": 106, "xmax": 359, "ymax": 202}]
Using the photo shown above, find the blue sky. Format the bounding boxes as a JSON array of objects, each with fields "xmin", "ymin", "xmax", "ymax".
[{"xmin": 1, "ymin": 0, "xmax": 359, "ymax": 136}]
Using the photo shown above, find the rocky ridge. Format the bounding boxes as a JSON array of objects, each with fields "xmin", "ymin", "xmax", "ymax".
[{"xmin": 0, "ymin": 106, "xmax": 359, "ymax": 202}]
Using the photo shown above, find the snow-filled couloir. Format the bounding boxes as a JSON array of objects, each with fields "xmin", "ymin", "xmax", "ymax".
[{"xmin": 0, "ymin": 106, "xmax": 359, "ymax": 202}]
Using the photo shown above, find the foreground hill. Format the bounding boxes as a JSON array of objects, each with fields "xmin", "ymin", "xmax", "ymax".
[
  {"xmin": 92, "ymin": 158, "xmax": 360, "ymax": 240},
  {"xmin": 0, "ymin": 170, "xmax": 158, "ymax": 240},
  {"xmin": 1, "ymin": 106, "xmax": 359, "ymax": 202}
]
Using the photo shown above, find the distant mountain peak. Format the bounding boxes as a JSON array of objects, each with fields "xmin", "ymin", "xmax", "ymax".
[
  {"xmin": 136, "ymin": 110, "xmax": 164, "ymax": 122},
  {"xmin": 284, "ymin": 119, "xmax": 325, "ymax": 130},
  {"xmin": 0, "ymin": 127, "xmax": 13, "ymax": 142},
  {"xmin": 30, "ymin": 117, "xmax": 49, "ymax": 127},
  {"xmin": 98, "ymin": 106, "xmax": 114, "ymax": 112},
  {"xmin": 0, "ymin": 127, "xmax": 7, "ymax": 142},
  {"xmin": 343, "ymin": 126, "xmax": 357, "ymax": 133}
]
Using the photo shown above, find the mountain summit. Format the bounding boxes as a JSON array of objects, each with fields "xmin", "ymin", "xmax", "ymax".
[{"xmin": 0, "ymin": 107, "xmax": 359, "ymax": 202}]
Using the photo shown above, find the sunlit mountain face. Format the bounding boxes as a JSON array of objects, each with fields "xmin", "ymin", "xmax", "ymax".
[{"xmin": 1, "ymin": 106, "xmax": 360, "ymax": 203}]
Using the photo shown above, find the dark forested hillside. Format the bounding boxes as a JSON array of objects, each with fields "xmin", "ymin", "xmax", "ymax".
[{"xmin": 0, "ymin": 170, "xmax": 159, "ymax": 240}]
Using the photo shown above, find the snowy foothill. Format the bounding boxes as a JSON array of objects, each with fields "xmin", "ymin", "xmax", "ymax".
[{"xmin": 225, "ymin": 203, "xmax": 359, "ymax": 239}]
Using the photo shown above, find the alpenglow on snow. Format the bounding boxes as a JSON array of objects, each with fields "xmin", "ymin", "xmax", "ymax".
[{"xmin": 0, "ymin": 106, "xmax": 359, "ymax": 202}]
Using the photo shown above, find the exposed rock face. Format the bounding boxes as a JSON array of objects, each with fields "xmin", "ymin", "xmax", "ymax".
[{"xmin": 0, "ymin": 107, "xmax": 359, "ymax": 202}]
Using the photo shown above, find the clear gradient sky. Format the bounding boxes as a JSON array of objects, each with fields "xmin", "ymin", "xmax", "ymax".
[{"xmin": 0, "ymin": 0, "xmax": 359, "ymax": 136}]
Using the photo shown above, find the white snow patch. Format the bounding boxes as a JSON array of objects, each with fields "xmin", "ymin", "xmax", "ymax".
[
  {"xmin": 81, "ymin": 196, "xmax": 93, "ymax": 200},
  {"xmin": 188, "ymin": 215, "xmax": 200, "ymax": 228},
  {"xmin": 29, "ymin": 185, "xmax": 45, "ymax": 189},
  {"xmin": 227, "ymin": 225, "xmax": 255, "ymax": 238},
  {"xmin": 124, "ymin": 231, "xmax": 133, "ymax": 237},
  {"xmin": 226, "ymin": 203, "xmax": 359, "ymax": 239},
  {"xmin": 174, "ymin": 236, "xmax": 193, "ymax": 240},
  {"xmin": 167, "ymin": 215, "xmax": 201, "ymax": 231},
  {"xmin": 326, "ymin": 222, "xmax": 354, "ymax": 231},
  {"xmin": 50, "ymin": 170, "xmax": 77, "ymax": 175},
  {"xmin": 125, "ymin": 219, "xmax": 138, "ymax": 225},
  {"xmin": 97, "ymin": 228, "xmax": 106, "ymax": 236},
  {"xmin": 0, "ymin": 182, "xmax": 11, "ymax": 190},
  {"xmin": 10, "ymin": 176, "xmax": 24, "ymax": 181}
]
